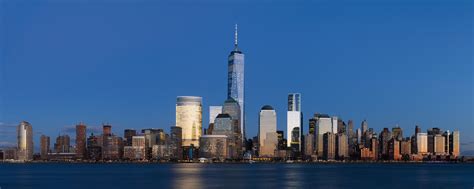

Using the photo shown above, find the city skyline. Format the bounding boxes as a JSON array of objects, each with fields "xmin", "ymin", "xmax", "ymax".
[{"xmin": 0, "ymin": 1, "xmax": 472, "ymax": 153}]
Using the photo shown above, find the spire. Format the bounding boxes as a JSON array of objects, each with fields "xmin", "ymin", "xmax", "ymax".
[{"xmin": 234, "ymin": 24, "xmax": 238, "ymax": 46}]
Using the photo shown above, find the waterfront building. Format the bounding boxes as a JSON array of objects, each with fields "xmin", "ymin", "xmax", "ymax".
[
  {"xmin": 400, "ymin": 139, "xmax": 411, "ymax": 156},
  {"xmin": 100, "ymin": 125, "xmax": 123, "ymax": 160},
  {"xmin": 222, "ymin": 98, "xmax": 243, "ymax": 155},
  {"xmin": 287, "ymin": 93, "xmax": 302, "ymax": 153},
  {"xmin": 450, "ymin": 130, "xmax": 460, "ymax": 157},
  {"xmin": 176, "ymin": 96, "xmax": 202, "ymax": 147},
  {"xmin": 124, "ymin": 129, "xmax": 137, "ymax": 146},
  {"xmin": 416, "ymin": 133, "xmax": 428, "ymax": 155},
  {"xmin": 199, "ymin": 135, "xmax": 228, "ymax": 160},
  {"xmin": 331, "ymin": 116, "xmax": 338, "ymax": 134},
  {"xmin": 305, "ymin": 133, "xmax": 314, "ymax": 157},
  {"xmin": 258, "ymin": 105, "xmax": 277, "ymax": 157},
  {"xmin": 213, "ymin": 113, "xmax": 240, "ymax": 158},
  {"xmin": 227, "ymin": 24, "xmax": 245, "ymax": 140},
  {"xmin": 314, "ymin": 114, "xmax": 332, "ymax": 157},
  {"xmin": 76, "ymin": 123, "xmax": 87, "ymax": 159},
  {"xmin": 433, "ymin": 134, "xmax": 446, "ymax": 155},
  {"xmin": 379, "ymin": 128, "xmax": 392, "ymax": 160},
  {"xmin": 40, "ymin": 135, "xmax": 50, "ymax": 160},
  {"xmin": 17, "ymin": 121, "xmax": 33, "ymax": 161},
  {"xmin": 443, "ymin": 131, "xmax": 450, "ymax": 155},
  {"xmin": 392, "ymin": 126, "xmax": 403, "ymax": 141},
  {"xmin": 123, "ymin": 136, "xmax": 146, "ymax": 160},
  {"xmin": 277, "ymin": 130, "xmax": 286, "ymax": 150},
  {"xmin": 323, "ymin": 132, "xmax": 336, "ymax": 160},
  {"xmin": 54, "ymin": 135, "xmax": 71, "ymax": 153},
  {"xmin": 169, "ymin": 126, "xmax": 183, "ymax": 160},
  {"xmin": 370, "ymin": 137, "xmax": 379, "ymax": 160},
  {"xmin": 389, "ymin": 138, "xmax": 401, "ymax": 160},
  {"xmin": 86, "ymin": 133, "xmax": 102, "ymax": 160},
  {"xmin": 152, "ymin": 144, "xmax": 169, "ymax": 160},
  {"xmin": 336, "ymin": 133, "xmax": 348, "ymax": 159},
  {"xmin": 361, "ymin": 120, "xmax": 368, "ymax": 135}
]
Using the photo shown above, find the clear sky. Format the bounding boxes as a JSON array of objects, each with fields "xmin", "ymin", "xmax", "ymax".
[{"xmin": 1, "ymin": 0, "xmax": 473, "ymax": 152}]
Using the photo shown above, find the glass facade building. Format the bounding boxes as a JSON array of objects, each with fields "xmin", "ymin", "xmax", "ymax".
[
  {"xmin": 176, "ymin": 96, "xmax": 203, "ymax": 147},
  {"xmin": 227, "ymin": 25, "xmax": 245, "ymax": 140},
  {"xmin": 287, "ymin": 93, "xmax": 302, "ymax": 151}
]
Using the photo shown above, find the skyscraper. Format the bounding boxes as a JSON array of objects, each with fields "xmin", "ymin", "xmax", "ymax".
[
  {"xmin": 287, "ymin": 93, "xmax": 302, "ymax": 152},
  {"xmin": 258, "ymin": 105, "xmax": 277, "ymax": 157},
  {"xmin": 54, "ymin": 135, "xmax": 71, "ymax": 153},
  {"xmin": 17, "ymin": 121, "xmax": 33, "ymax": 161},
  {"xmin": 169, "ymin": 126, "xmax": 183, "ymax": 160},
  {"xmin": 40, "ymin": 135, "xmax": 50, "ymax": 160},
  {"xmin": 416, "ymin": 133, "xmax": 428, "ymax": 155},
  {"xmin": 124, "ymin": 129, "xmax": 137, "ymax": 146},
  {"xmin": 314, "ymin": 114, "xmax": 332, "ymax": 157},
  {"xmin": 227, "ymin": 24, "xmax": 245, "ymax": 140},
  {"xmin": 451, "ymin": 130, "xmax": 460, "ymax": 157},
  {"xmin": 176, "ymin": 96, "xmax": 203, "ymax": 147},
  {"xmin": 361, "ymin": 120, "xmax": 368, "ymax": 134},
  {"xmin": 76, "ymin": 123, "xmax": 87, "ymax": 159}
]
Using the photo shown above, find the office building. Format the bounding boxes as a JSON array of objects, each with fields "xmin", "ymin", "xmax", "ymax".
[
  {"xmin": 416, "ymin": 133, "xmax": 428, "ymax": 155},
  {"xmin": 314, "ymin": 114, "xmax": 332, "ymax": 157},
  {"xmin": 227, "ymin": 24, "xmax": 245, "ymax": 140},
  {"xmin": 287, "ymin": 93, "xmax": 302, "ymax": 152},
  {"xmin": 76, "ymin": 123, "xmax": 87, "ymax": 159},
  {"xmin": 124, "ymin": 129, "xmax": 137, "ymax": 146},
  {"xmin": 17, "ymin": 121, "xmax": 33, "ymax": 161},
  {"xmin": 40, "ymin": 135, "xmax": 50, "ymax": 160},
  {"xmin": 199, "ymin": 135, "xmax": 228, "ymax": 160},
  {"xmin": 323, "ymin": 132, "xmax": 336, "ymax": 160},
  {"xmin": 258, "ymin": 105, "xmax": 277, "ymax": 157},
  {"xmin": 336, "ymin": 133, "xmax": 348, "ymax": 159},
  {"xmin": 54, "ymin": 135, "xmax": 71, "ymax": 153},
  {"xmin": 176, "ymin": 96, "xmax": 202, "ymax": 147},
  {"xmin": 209, "ymin": 106, "xmax": 223, "ymax": 124},
  {"xmin": 169, "ymin": 126, "xmax": 183, "ymax": 160}
]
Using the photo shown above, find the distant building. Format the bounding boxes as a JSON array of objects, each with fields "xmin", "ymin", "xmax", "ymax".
[
  {"xmin": 169, "ymin": 126, "xmax": 183, "ymax": 160},
  {"xmin": 40, "ymin": 135, "xmax": 50, "ymax": 160},
  {"xmin": 123, "ymin": 136, "xmax": 145, "ymax": 160},
  {"xmin": 222, "ymin": 98, "xmax": 243, "ymax": 156},
  {"xmin": 258, "ymin": 105, "xmax": 277, "ymax": 157},
  {"xmin": 389, "ymin": 138, "xmax": 401, "ymax": 161},
  {"xmin": 336, "ymin": 133, "xmax": 348, "ymax": 159},
  {"xmin": 86, "ymin": 133, "xmax": 102, "ymax": 160},
  {"xmin": 124, "ymin": 129, "xmax": 137, "ymax": 146},
  {"xmin": 287, "ymin": 93, "xmax": 302, "ymax": 153},
  {"xmin": 176, "ymin": 96, "xmax": 202, "ymax": 147},
  {"xmin": 400, "ymin": 139, "xmax": 411, "ymax": 156},
  {"xmin": 314, "ymin": 114, "xmax": 332, "ymax": 157},
  {"xmin": 450, "ymin": 130, "xmax": 460, "ymax": 157},
  {"xmin": 276, "ymin": 130, "xmax": 286, "ymax": 150},
  {"xmin": 379, "ymin": 128, "xmax": 392, "ymax": 160},
  {"xmin": 17, "ymin": 121, "xmax": 34, "ymax": 161},
  {"xmin": 323, "ymin": 132, "xmax": 336, "ymax": 160},
  {"xmin": 392, "ymin": 126, "xmax": 403, "ymax": 141},
  {"xmin": 331, "ymin": 116, "xmax": 338, "ymax": 134},
  {"xmin": 76, "ymin": 123, "xmax": 87, "ymax": 159},
  {"xmin": 416, "ymin": 133, "xmax": 428, "ymax": 155},
  {"xmin": 434, "ymin": 134, "xmax": 446, "ymax": 155},
  {"xmin": 54, "ymin": 135, "xmax": 71, "ymax": 153},
  {"xmin": 227, "ymin": 26, "xmax": 245, "ymax": 140},
  {"xmin": 100, "ymin": 124, "xmax": 123, "ymax": 160},
  {"xmin": 199, "ymin": 135, "xmax": 228, "ymax": 160}
]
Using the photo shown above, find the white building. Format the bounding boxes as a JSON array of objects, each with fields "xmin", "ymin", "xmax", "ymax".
[
  {"xmin": 259, "ymin": 105, "xmax": 277, "ymax": 157},
  {"xmin": 209, "ymin": 106, "xmax": 223, "ymax": 124},
  {"xmin": 416, "ymin": 133, "xmax": 428, "ymax": 155}
]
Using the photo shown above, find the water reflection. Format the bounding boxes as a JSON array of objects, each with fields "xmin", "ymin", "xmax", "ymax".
[
  {"xmin": 283, "ymin": 164, "xmax": 303, "ymax": 189},
  {"xmin": 171, "ymin": 164, "xmax": 204, "ymax": 189}
]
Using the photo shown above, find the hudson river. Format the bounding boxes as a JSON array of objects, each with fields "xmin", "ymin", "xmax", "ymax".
[{"xmin": 0, "ymin": 163, "xmax": 473, "ymax": 189}]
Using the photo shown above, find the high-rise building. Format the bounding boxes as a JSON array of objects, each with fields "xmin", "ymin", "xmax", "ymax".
[
  {"xmin": 434, "ymin": 134, "xmax": 446, "ymax": 155},
  {"xmin": 331, "ymin": 116, "xmax": 338, "ymax": 134},
  {"xmin": 379, "ymin": 128, "xmax": 392, "ymax": 159},
  {"xmin": 54, "ymin": 135, "xmax": 71, "ymax": 153},
  {"xmin": 287, "ymin": 93, "xmax": 302, "ymax": 152},
  {"xmin": 209, "ymin": 106, "xmax": 223, "ymax": 124},
  {"xmin": 416, "ymin": 133, "xmax": 428, "ymax": 155},
  {"xmin": 176, "ymin": 96, "xmax": 202, "ymax": 147},
  {"xmin": 450, "ymin": 130, "xmax": 460, "ymax": 157},
  {"xmin": 258, "ymin": 105, "xmax": 277, "ymax": 157},
  {"xmin": 227, "ymin": 24, "xmax": 245, "ymax": 140},
  {"xmin": 336, "ymin": 133, "xmax": 348, "ymax": 159},
  {"xmin": 40, "ymin": 135, "xmax": 50, "ymax": 160},
  {"xmin": 169, "ymin": 126, "xmax": 183, "ymax": 160},
  {"xmin": 213, "ymin": 113, "xmax": 241, "ymax": 159},
  {"xmin": 76, "ymin": 123, "xmax": 87, "ymax": 159},
  {"xmin": 87, "ymin": 133, "xmax": 102, "ymax": 160},
  {"xmin": 389, "ymin": 138, "xmax": 401, "ymax": 160},
  {"xmin": 276, "ymin": 130, "xmax": 286, "ymax": 150},
  {"xmin": 392, "ymin": 126, "xmax": 403, "ymax": 141},
  {"xmin": 17, "ymin": 121, "xmax": 33, "ymax": 161},
  {"xmin": 443, "ymin": 130, "xmax": 450, "ymax": 155},
  {"xmin": 286, "ymin": 93, "xmax": 303, "ymax": 152},
  {"xmin": 124, "ymin": 129, "xmax": 137, "ymax": 146},
  {"xmin": 361, "ymin": 120, "xmax": 368, "ymax": 135},
  {"xmin": 124, "ymin": 136, "xmax": 146, "ymax": 160},
  {"xmin": 103, "ymin": 124, "xmax": 112, "ymax": 136},
  {"xmin": 400, "ymin": 139, "xmax": 411, "ymax": 156},
  {"xmin": 314, "ymin": 114, "xmax": 332, "ymax": 157},
  {"xmin": 323, "ymin": 132, "xmax": 336, "ymax": 160}
]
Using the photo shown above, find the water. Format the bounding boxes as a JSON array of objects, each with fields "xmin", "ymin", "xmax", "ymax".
[{"xmin": 0, "ymin": 163, "xmax": 473, "ymax": 189}]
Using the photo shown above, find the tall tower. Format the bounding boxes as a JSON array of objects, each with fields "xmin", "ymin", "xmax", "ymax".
[
  {"xmin": 287, "ymin": 93, "xmax": 302, "ymax": 152},
  {"xmin": 17, "ymin": 121, "xmax": 33, "ymax": 161},
  {"xmin": 76, "ymin": 123, "xmax": 87, "ymax": 159},
  {"xmin": 176, "ymin": 96, "xmax": 203, "ymax": 147},
  {"xmin": 228, "ymin": 24, "xmax": 245, "ymax": 140},
  {"xmin": 258, "ymin": 105, "xmax": 277, "ymax": 157}
]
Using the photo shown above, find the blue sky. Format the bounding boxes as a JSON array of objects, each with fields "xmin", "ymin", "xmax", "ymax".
[{"xmin": 1, "ymin": 0, "xmax": 473, "ymax": 152}]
